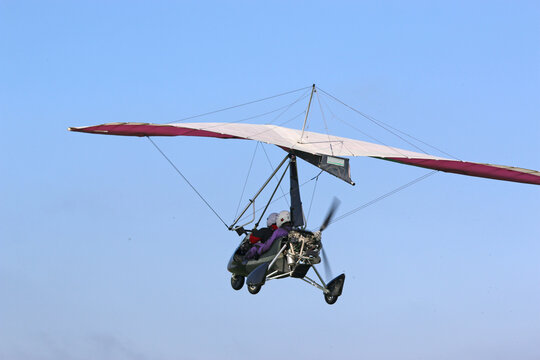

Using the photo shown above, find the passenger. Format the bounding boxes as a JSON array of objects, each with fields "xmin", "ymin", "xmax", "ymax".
[
  {"xmin": 234, "ymin": 212, "xmax": 278, "ymax": 262},
  {"xmin": 249, "ymin": 212, "xmax": 278, "ymax": 244},
  {"xmin": 244, "ymin": 210, "xmax": 292, "ymax": 261}
]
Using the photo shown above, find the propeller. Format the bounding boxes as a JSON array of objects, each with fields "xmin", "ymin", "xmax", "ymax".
[
  {"xmin": 319, "ymin": 197, "xmax": 340, "ymax": 281},
  {"xmin": 319, "ymin": 197, "xmax": 340, "ymax": 232},
  {"xmin": 321, "ymin": 246, "xmax": 333, "ymax": 281}
]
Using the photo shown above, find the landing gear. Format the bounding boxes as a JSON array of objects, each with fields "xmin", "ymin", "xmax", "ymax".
[
  {"xmin": 247, "ymin": 284, "xmax": 261, "ymax": 294},
  {"xmin": 231, "ymin": 275, "xmax": 245, "ymax": 290},
  {"xmin": 324, "ymin": 293, "xmax": 338, "ymax": 305}
]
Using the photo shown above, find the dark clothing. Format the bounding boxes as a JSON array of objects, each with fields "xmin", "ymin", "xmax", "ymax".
[{"xmin": 249, "ymin": 225, "xmax": 277, "ymax": 244}]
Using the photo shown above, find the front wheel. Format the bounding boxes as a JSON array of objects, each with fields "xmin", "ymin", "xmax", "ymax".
[
  {"xmin": 324, "ymin": 293, "xmax": 338, "ymax": 305},
  {"xmin": 231, "ymin": 275, "xmax": 245, "ymax": 290},
  {"xmin": 247, "ymin": 284, "xmax": 261, "ymax": 295}
]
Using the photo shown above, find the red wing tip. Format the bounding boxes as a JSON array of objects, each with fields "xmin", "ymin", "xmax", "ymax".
[{"xmin": 68, "ymin": 126, "xmax": 109, "ymax": 134}]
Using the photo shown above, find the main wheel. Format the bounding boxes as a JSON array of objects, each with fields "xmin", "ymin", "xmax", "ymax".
[
  {"xmin": 231, "ymin": 275, "xmax": 245, "ymax": 290},
  {"xmin": 324, "ymin": 293, "xmax": 338, "ymax": 305},
  {"xmin": 247, "ymin": 284, "xmax": 261, "ymax": 294}
]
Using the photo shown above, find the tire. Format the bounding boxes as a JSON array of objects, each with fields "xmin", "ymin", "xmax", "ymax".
[
  {"xmin": 231, "ymin": 275, "xmax": 245, "ymax": 290},
  {"xmin": 247, "ymin": 284, "xmax": 261, "ymax": 295},
  {"xmin": 324, "ymin": 293, "xmax": 338, "ymax": 305}
]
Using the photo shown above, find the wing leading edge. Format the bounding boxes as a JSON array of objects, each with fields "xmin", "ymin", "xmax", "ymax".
[{"xmin": 68, "ymin": 122, "xmax": 540, "ymax": 185}]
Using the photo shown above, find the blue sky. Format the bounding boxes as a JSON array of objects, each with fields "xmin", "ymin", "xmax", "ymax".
[{"xmin": 1, "ymin": 1, "xmax": 539, "ymax": 359}]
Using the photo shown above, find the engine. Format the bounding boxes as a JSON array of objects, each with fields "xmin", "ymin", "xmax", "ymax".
[{"xmin": 287, "ymin": 230, "xmax": 322, "ymax": 264}]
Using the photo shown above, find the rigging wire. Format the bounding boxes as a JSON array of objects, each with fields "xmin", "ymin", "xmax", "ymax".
[
  {"xmin": 147, "ymin": 136, "xmax": 229, "ymax": 229},
  {"xmin": 239, "ymin": 169, "xmax": 438, "ymax": 227},
  {"xmin": 239, "ymin": 108, "xmax": 307, "ymax": 141},
  {"xmin": 261, "ymin": 143, "xmax": 290, "ymax": 208},
  {"xmin": 198, "ymin": 89, "xmax": 311, "ymax": 128},
  {"xmin": 233, "ymin": 141, "xmax": 259, "ymax": 220},
  {"xmin": 329, "ymin": 170, "xmax": 438, "ymax": 226},
  {"xmin": 225, "ymin": 98, "xmax": 307, "ymax": 125},
  {"xmin": 317, "ymin": 87, "xmax": 461, "ymax": 160},
  {"xmin": 190, "ymin": 96, "xmax": 308, "ymax": 143},
  {"xmin": 147, "ymin": 85, "xmax": 441, "ymax": 230},
  {"xmin": 317, "ymin": 87, "xmax": 429, "ymax": 154},
  {"xmin": 171, "ymin": 86, "xmax": 312, "ymax": 123},
  {"xmin": 146, "ymin": 89, "xmax": 309, "ymax": 230},
  {"xmin": 237, "ymin": 171, "xmax": 322, "ymax": 224},
  {"xmin": 265, "ymin": 91, "xmax": 311, "ymax": 126},
  {"xmin": 317, "ymin": 95, "xmax": 409, "ymax": 158},
  {"xmin": 276, "ymin": 110, "xmax": 307, "ymax": 127},
  {"xmin": 305, "ymin": 170, "xmax": 324, "ymax": 227},
  {"xmin": 172, "ymin": 93, "xmax": 309, "ymax": 144}
]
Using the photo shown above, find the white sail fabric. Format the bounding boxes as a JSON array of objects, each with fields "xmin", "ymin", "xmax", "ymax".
[
  {"xmin": 68, "ymin": 121, "xmax": 540, "ymax": 185},
  {"xmin": 177, "ymin": 122, "xmax": 444, "ymax": 159}
]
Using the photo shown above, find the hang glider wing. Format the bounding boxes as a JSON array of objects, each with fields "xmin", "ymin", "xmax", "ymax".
[{"xmin": 68, "ymin": 122, "xmax": 540, "ymax": 186}]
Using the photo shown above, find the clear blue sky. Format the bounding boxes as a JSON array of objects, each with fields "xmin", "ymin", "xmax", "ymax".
[{"xmin": 1, "ymin": 1, "xmax": 539, "ymax": 359}]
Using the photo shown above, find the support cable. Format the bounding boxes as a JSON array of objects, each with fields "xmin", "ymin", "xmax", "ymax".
[
  {"xmin": 238, "ymin": 171, "xmax": 322, "ymax": 224},
  {"xmin": 260, "ymin": 90, "xmax": 311, "ymax": 126},
  {"xmin": 254, "ymin": 162, "xmax": 290, "ymax": 228},
  {"xmin": 234, "ymin": 141, "xmax": 259, "ymax": 219},
  {"xmin": 318, "ymin": 87, "xmax": 428, "ymax": 153},
  {"xmin": 172, "ymin": 86, "xmax": 312, "ymax": 123},
  {"xmin": 276, "ymin": 111, "xmax": 307, "ymax": 128},
  {"xmin": 231, "ymin": 109, "xmax": 306, "ymax": 143},
  {"xmin": 329, "ymin": 170, "xmax": 438, "ymax": 226},
  {"xmin": 239, "ymin": 170, "xmax": 437, "ymax": 226},
  {"xmin": 195, "ymin": 90, "xmax": 311, "ymax": 129},
  {"xmin": 318, "ymin": 88, "xmax": 460, "ymax": 160},
  {"xmin": 261, "ymin": 143, "xmax": 290, "ymax": 208},
  {"xmin": 225, "ymin": 97, "xmax": 307, "ymax": 125},
  {"xmin": 317, "ymin": 95, "xmax": 401, "ymax": 156},
  {"xmin": 306, "ymin": 170, "xmax": 324, "ymax": 227},
  {"xmin": 147, "ymin": 137, "xmax": 229, "ymax": 229}
]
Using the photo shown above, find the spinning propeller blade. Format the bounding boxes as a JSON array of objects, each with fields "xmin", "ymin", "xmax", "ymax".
[
  {"xmin": 319, "ymin": 198, "xmax": 340, "ymax": 281},
  {"xmin": 319, "ymin": 197, "xmax": 340, "ymax": 232},
  {"xmin": 321, "ymin": 246, "xmax": 333, "ymax": 281}
]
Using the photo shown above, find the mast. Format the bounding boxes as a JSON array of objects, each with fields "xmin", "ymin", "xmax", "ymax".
[
  {"xmin": 289, "ymin": 154, "xmax": 305, "ymax": 228},
  {"xmin": 290, "ymin": 84, "xmax": 315, "ymax": 227},
  {"xmin": 299, "ymin": 84, "xmax": 316, "ymax": 143}
]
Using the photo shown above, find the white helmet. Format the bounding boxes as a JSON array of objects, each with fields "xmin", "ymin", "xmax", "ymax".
[
  {"xmin": 276, "ymin": 210, "xmax": 291, "ymax": 228},
  {"xmin": 267, "ymin": 212, "xmax": 278, "ymax": 227}
]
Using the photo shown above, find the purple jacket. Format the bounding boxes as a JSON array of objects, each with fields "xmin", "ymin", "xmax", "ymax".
[
  {"xmin": 256, "ymin": 225, "xmax": 290, "ymax": 255},
  {"xmin": 244, "ymin": 225, "xmax": 291, "ymax": 260}
]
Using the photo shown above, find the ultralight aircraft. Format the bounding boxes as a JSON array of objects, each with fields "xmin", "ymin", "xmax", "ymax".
[{"xmin": 69, "ymin": 85, "xmax": 540, "ymax": 304}]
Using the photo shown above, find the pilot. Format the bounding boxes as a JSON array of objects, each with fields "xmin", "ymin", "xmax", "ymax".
[
  {"xmin": 244, "ymin": 210, "xmax": 291, "ymax": 261},
  {"xmin": 235, "ymin": 212, "xmax": 277, "ymax": 262},
  {"xmin": 249, "ymin": 212, "xmax": 278, "ymax": 244}
]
